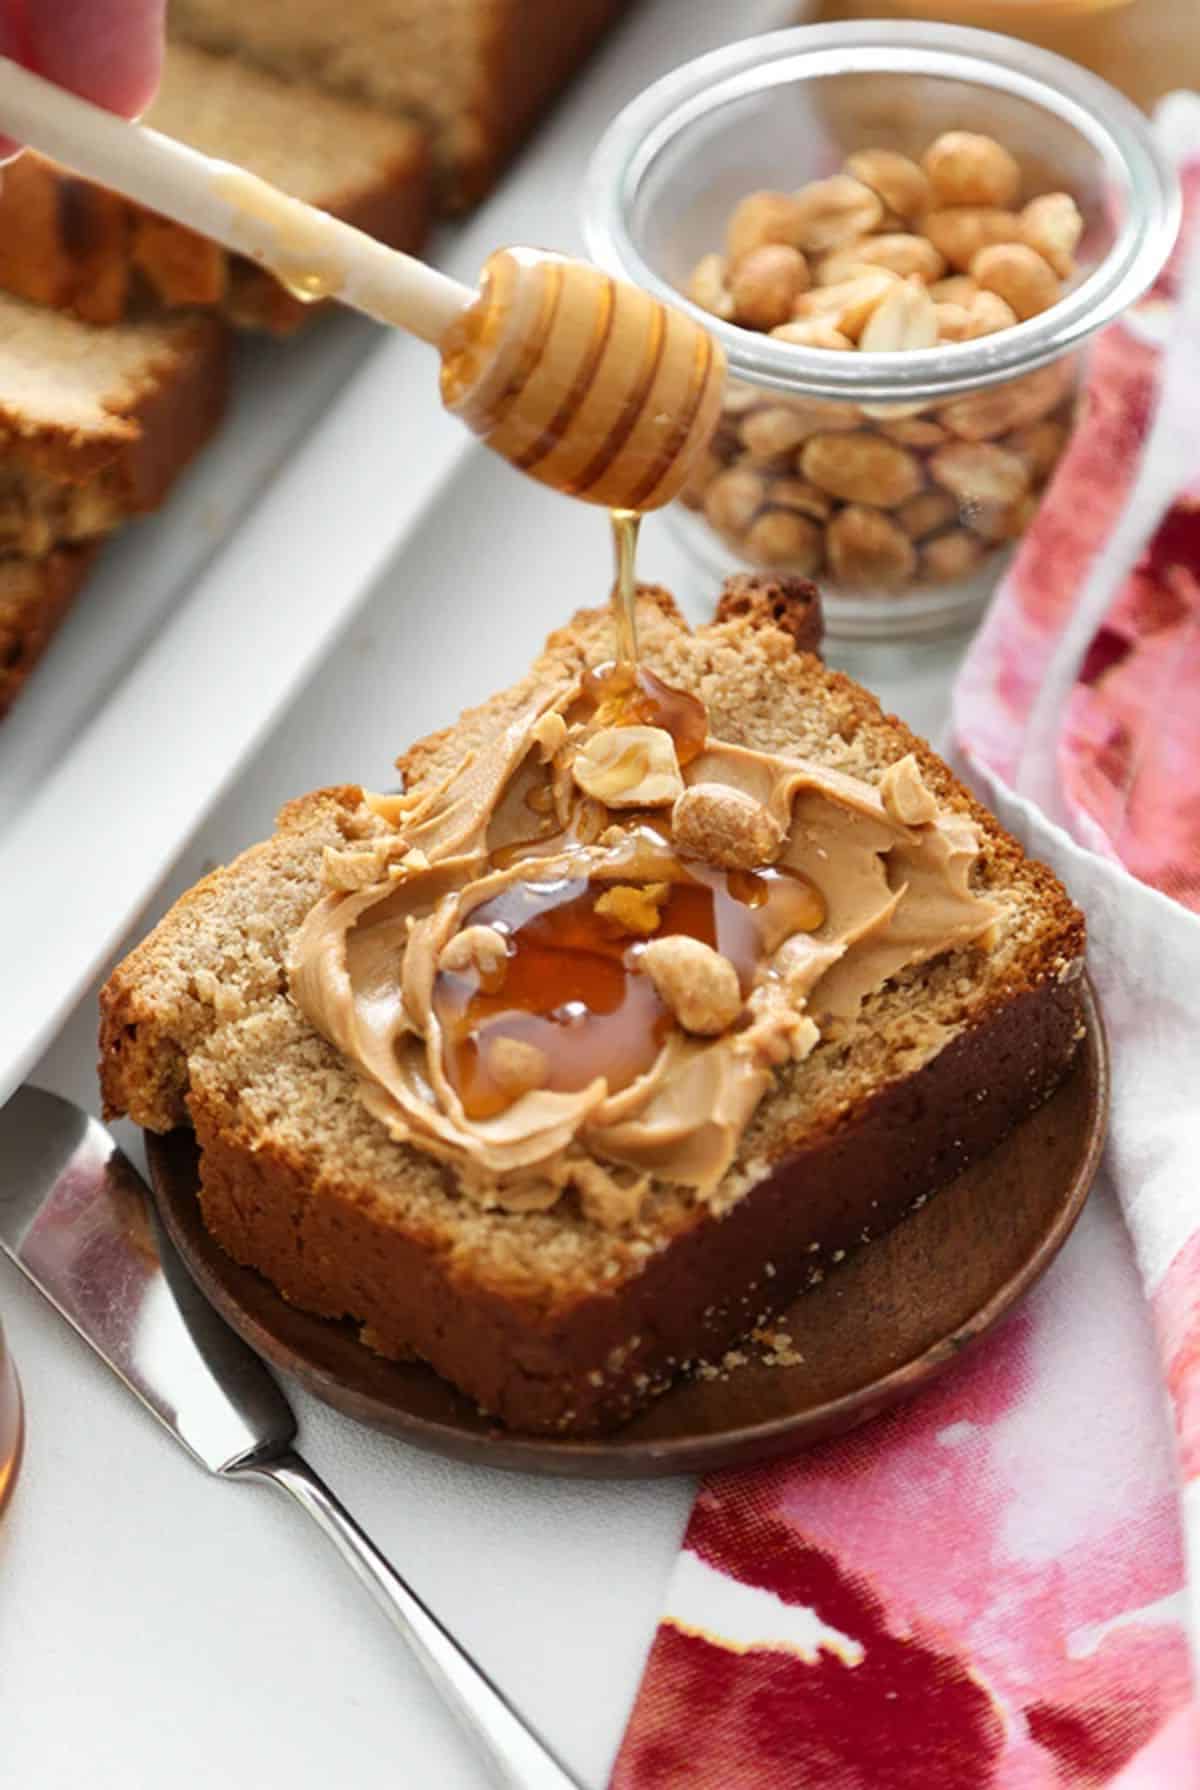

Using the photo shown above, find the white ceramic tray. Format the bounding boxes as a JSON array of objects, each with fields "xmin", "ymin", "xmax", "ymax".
[{"xmin": 0, "ymin": 0, "xmax": 826, "ymax": 1105}]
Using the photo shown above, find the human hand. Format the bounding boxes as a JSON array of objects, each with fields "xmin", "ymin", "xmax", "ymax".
[{"xmin": 0, "ymin": 0, "xmax": 165, "ymax": 159}]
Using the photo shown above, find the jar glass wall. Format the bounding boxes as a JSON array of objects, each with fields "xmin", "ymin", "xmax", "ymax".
[
  {"xmin": 0, "ymin": 1317, "xmax": 22, "ymax": 1515},
  {"xmin": 585, "ymin": 23, "xmax": 1178, "ymax": 639}
]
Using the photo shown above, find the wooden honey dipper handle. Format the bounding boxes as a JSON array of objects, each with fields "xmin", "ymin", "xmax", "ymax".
[
  {"xmin": 0, "ymin": 58, "xmax": 724, "ymax": 510},
  {"xmin": 440, "ymin": 250, "xmax": 726, "ymax": 511}
]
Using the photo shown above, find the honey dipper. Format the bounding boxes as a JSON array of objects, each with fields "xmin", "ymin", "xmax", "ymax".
[{"xmin": 0, "ymin": 57, "xmax": 724, "ymax": 511}]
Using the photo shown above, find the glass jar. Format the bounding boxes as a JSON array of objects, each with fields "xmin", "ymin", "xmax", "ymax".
[
  {"xmin": 0, "ymin": 1317, "xmax": 22, "ymax": 1514},
  {"xmin": 585, "ymin": 23, "xmax": 1178, "ymax": 639}
]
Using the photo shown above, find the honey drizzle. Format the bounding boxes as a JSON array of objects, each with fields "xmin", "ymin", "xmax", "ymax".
[
  {"xmin": 435, "ymin": 856, "xmax": 824, "ymax": 1121},
  {"xmin": 610, "ymin": 508, "xmax": 641, "ymax": 668}
]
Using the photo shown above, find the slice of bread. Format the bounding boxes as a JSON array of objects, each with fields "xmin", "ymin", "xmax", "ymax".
[
  {"xmin": 0, "ymin": 295, "xmax": 229, "ymax": 715},
  {"xmin": 170, "ymin": 0, "xmax": 634, "ymax": 206},
  {"xmin": 98, "ymin": 580, "xmax": 1086, "ymax": 1433},
  {"xmin": 0, "ymin": 546, "xmax": 99, "ymax": 720},
  {"xmin": 0, "ymin": 45, "xmax": 433, "ymax": 332},
  {"xmin": 0, "ymin": 295, "xmax": 230, "ymax": 520}
]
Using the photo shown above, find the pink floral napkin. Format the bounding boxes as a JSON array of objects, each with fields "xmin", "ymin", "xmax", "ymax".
[{"xmin": 612, "ymin": 101, "xmax": 1200, "ymax": 1790}]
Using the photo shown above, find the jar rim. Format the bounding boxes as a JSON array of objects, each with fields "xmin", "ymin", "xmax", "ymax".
[{"xmin": 584, "ymin": 21, "xmax": 1180, "ymax": 404}]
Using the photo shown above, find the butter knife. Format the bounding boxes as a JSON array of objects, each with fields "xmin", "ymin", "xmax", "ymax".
[{"xmin": 0, "ymin": 1086, "xmax": 583, "ymax": 1790}]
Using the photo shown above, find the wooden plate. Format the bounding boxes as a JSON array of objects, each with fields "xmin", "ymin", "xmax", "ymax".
[{"xmin": 146, "ymin": 982, "xmax": 1107, "ymax": 1479}]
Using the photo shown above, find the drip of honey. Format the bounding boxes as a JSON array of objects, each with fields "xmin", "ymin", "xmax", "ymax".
[
  {"xmin": 583, "ymin": 661, "xmax": 708, "ymax": 766},
  {"xmin": 276, "ymin": 268, "xmax": 337, "ymax": 304},
  {"xmin": 610, "ymin": 509, "xmax": 642, "ymax": 666},
  {"xmin": 434, "ymin": 857, "xmax": 824, "ymax": 1120}
]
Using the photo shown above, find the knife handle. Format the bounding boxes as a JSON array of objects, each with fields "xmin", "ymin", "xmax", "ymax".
[{"xmin": 235, "ymin": 1450, "xmax": 585, "ymax": 1790}]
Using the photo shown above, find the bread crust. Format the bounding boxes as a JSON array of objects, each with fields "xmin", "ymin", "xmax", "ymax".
[
  {"xmin": 187, "ymin": 972, "xmax": 1084, "ymax": 1431},
  {"xmin": 98, "ymin": 582, "xmax": 1087, "ymax": 1433},
  {"xmin": 0, "ymin": 546, "xmax": 99, "ymax": 719}
]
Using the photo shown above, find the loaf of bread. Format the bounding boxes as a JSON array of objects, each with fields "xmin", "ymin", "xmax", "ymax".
[
  {"xmin": 99, "ymin": 580, "xmax": 1085, "ymax": 1433},
  {"xmin": 170, "ymin": 0, "xmax": 634, "ymax": 205},
  {"xmin": 0, "ymin": 294, "xmax": 229, "ymax": 714},
  {"xmin": 0, "ymin": 45, "xmax": 433, "ymax": 332}
]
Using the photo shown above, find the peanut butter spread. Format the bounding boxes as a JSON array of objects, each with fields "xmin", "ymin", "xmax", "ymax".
[{"xmin": 287, "ymin": 668, "xmax": 1000, "ymax": 1228}]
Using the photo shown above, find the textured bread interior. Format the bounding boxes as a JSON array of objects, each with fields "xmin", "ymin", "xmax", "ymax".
[
  {"xmin": 148, "ymin": 44, "xmax": 429, "ymax": 204},
  {"xmin": 100, "ymin": 591, "xmax": 1084, "ymax": 1315},
  {"xmin": 171, "ymin": 0, "xmax": 490, "ymax": 182},
  {"xmin": 0, "ymin": 294, "xmax": 212, "ymax": 446}
]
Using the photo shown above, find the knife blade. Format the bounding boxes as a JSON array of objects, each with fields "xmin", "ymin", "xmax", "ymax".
[{"xmin": 0, "ymin": 1085, "xmax": 584, "ymax": 1790}]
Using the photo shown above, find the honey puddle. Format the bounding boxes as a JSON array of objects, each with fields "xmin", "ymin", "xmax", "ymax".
[{"xmin": 435, "ymin": 853, "xmax": 823, "ymax": 1121}]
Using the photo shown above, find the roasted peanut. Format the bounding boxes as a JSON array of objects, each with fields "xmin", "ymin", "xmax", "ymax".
[
  {"xmin": 767, "ymin": 476, "xmax": 833, "ymax": 521},
  {"xmin": 703, "ymin": 465, "xmax": 766, "ymax": 533},
  {"xmin": 826, "ymin": 505, "xmax": 917, "ymax": 589},
  {"xmin": 897, "ymin": 489, "xmax": 959, "ymax": 540},
  {"xmin": 801, "ymin": 432, "xmax": 923, "ymax": 508},
  {"xmin": 1020, "ymin": 192, "xmax": 1083, "ymax": 278},
  {"xmin": 931, "ymin": 440, "xmax": 1031, "ymax": 508},
  {"xmin": 672, "ymin": 782, "xmax": 785, "ymax": 870},
  {"xmin": 939, "ymin": 360, "xmax": 1073, "ymax": 441},
  {"xmin": 687, "ymin": 252, "xmax": 735, "ymax": 320},
  {"xmin": 844, "ymin": 148, "xmax": 931, "ymax": 221},
  {"xmin": 919, "ymin": 528, "xmax": 986, "ymax": 583},
  {"xmin": 935, "ymin": 289, "xmax": 1018, "ymax": 342},
  {"xmin": 791, "ymin": 270, "xmax": 897, "ymax": 339},
  {"xmin": 971, "ymin": 242, "xmax": 1060, "ymax": 321},
  {"xmin": 879, "ymin": 416, "xmax": 949, "ymax": 449},
  {"xmin": 639, "ymin": 935, "xmax": 742, "ymax": 1035},
  {"xmin": 789, "ymin": 174, "xmax": 884, "ymax": 251},
  {"xmin": 923, "ymin": 207, "xmax": 1022, "ymax": 272},
  {"xmin": 966, "ymin": 494, "xmax": 1039, "ymax": 543},
  {"xmin": 573, "ymin": 726, "xmax": 683, "ymax": 808},
  {"xmin": 743, "ymin": 508, "xmax": 824, "ymax": 572},
  {"xmin": 439, "ymin": 924, "xmax": 509, "ymax": 984},
  {"xmin": 859, "ymin": 276, "xmax": 939, "ymax": 352},
  {"xmin": 923, "ymin": 131, "xmax": 1021, "ymax": 209},
  {"xmin": 929, "ymin": 274, "xmax": 979, "ymax": 304},
  {"xmin": 819, "ymin": 233, "xmax": 946, "ymax": 286},
  {"xmin": 740, "ymin": 407, "xmax": 812, "ymax": 462},
  {"xmin": 726, "ymin": 190, "xmax": 807, "ymax": 262},
  {"xmin": 1005, "ymin": 417, "xmax": 1069, "ymax": 482},
  {"xmin": 770, "ymin": 318, "xmax": 855, "ymax": 351},
  {"xmin": 730, "ymin": 244, "xmax": 811, "ymax": 330}
]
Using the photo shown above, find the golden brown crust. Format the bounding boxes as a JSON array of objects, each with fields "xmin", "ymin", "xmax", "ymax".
[
  {"xmin": 0, "ymin": 545, "xmax": 100, "ymax": 720},
  {"xmin": 98, "ymin": 584, "xmax": 1087, "ymax": 1433},
  {"xmin": 714, "ymin": 573, "xmax": 824, "ymax": 657}
]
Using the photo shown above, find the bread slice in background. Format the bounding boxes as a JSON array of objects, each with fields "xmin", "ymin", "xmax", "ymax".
[
  {"xmin": 0, "ymin": 45, "xmax": 433, "ymax": 332},
  {"xmin": 169, "ymin": 0, "xmax": 635, "ymax": 205},
  {"xmin": 99, "ymin": 582, "xmax": 1086, "ymax": 1433},
  {"xmin": 0, "ymin": 547, "xmax": 99, "ymax": 720},
  {"xmin": 0, "ymin": 295, "xmax": 229, "ymax": 715}
]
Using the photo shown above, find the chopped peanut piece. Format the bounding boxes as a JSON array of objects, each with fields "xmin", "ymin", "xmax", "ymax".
[
  {"xmin": 790, "ymin": 174, "xmax": 884, "ymax": 251},
  {"xmin": 573, "ymin": 726, "xmax": 683, "ymax": 809},
  {"xmin": 639, "ymin": 935, "xmax": 742, "ymax": 1035},
  {"xmin": 880, "ymin": 754, "xmax": 938, "ymax": 826},
  {"xmin": 531, "ymin": 711, "xmax": 567, "ymax": 761},
  {"xmin": 486, "ymin": 1036, "xmax": 550, "ymax": 1098},
  {"xmin": 726, "ymin": 191, "xmax": 808, "ymax": 262},
  {"xmin": 819, "ymin": 233, "xmax": 945, "ymax": 286},
  {"xmin": 594, "ymin": 882, "xmax": 670, "ymax": 936},
  {"xmin": 859, "ymin": 277, "xmax": 938, "ymax": 352}
]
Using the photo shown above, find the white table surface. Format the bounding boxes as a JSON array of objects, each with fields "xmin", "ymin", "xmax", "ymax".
[{"xmin": 0, "ymin": 1, "xmax": 970, "ymax": 1774}]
